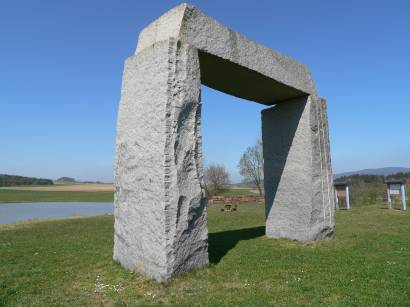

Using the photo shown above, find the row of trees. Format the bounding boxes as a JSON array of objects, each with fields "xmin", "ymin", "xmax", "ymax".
[
  {"xmin": 0, "ymin": 174, "xmax": 54, "ymax": 187},
  {"xmin": 385, "ymin": 172, "xmax": 410, "ymax": 181},
  {"xmin": 204, "ymin": 139, "xmax": 264, "ymax": 197},
  {"xmin": 335, "ymin": 173, "xmax": 410, "ymax": 205}
]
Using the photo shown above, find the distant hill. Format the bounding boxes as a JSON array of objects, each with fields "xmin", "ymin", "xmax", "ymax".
[
  {"xmin": 54, "ymin": 177, "xmax": 107, "ymax": 184},
  {"xmin": 335, "ymin": 167, "xmax": 410, "ymax": 178},
  {"xmin": 55, "ymin": 177, "xmax": 76, "ymax": 183},
  {"xmin": 0, "ymin": 174, "xmax": 54, "ymax": 187}
]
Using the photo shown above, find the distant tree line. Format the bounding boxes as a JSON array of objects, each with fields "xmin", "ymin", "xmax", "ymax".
[
  {"xmin": 0, "ymin": 174, "xmax": 54, "ymax": 187},
  {"xmin": 336, "ymin": 172, "xmax": 410, "ymax": 184},
  {"xmin": 385, "ymin": 172, "xmax": 410, "ymax": 181},
  {"xmin": 335, "ymin": 172, "xmax": 410, "ymax": 206},
  {"xmin": 55, "ymin": 177, "xmax": 76, "ymax": 183}
]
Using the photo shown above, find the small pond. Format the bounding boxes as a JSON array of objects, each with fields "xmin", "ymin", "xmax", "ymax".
[{"xmin": 0, "ymin": 202, "xmax": 113, "ymax": 224}]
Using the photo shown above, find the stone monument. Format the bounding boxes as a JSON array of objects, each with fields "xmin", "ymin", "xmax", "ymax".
[{"xmin": 114, "ymin": 3, "xmax": 335, "ymax": 282}]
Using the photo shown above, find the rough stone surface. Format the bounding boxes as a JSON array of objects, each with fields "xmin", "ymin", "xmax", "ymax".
[
  {"xmin": 114, "ymin": 39, "xmax": 208, "ymax": 282},
  {"xmin": 310, "ymin": 97, "xmax": 335, "ymax": 239},
  {"xmin": 262, "ymin": 96, "xmax": 334, "ymax": 240},
  {"xmin": 135, "ymin": 3, "xmax": 316, "ymax": 104},
  {"xmin": 114, "ymin": 3, "xmax": 335, "ymax": 282}
]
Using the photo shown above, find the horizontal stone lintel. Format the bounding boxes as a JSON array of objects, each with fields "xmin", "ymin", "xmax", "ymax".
[{"xmin": 134, "ymin": 3, "xmax": 317, "ymax": 104}]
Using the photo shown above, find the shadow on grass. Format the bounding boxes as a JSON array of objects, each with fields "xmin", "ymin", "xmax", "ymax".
[{"xmin": 208, "ymin": 226, "xmax": 265, "ymax": 264}]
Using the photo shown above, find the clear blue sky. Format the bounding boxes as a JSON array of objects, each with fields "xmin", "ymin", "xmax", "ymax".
[{"xmin": 1, "ymin": 0, "xmax": 409, "ymax": 182}]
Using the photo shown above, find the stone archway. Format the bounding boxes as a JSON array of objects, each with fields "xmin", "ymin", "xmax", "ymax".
[{"xmin": 114, "ymin": 3, "xmax": 334, "ymax": 282}]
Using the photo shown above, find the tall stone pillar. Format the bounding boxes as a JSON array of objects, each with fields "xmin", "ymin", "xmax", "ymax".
[
  {"xmin": 262, "ymin": 96, "xmax": 334, "ymax": 241},
  {"xmin": 114, "ymin": 39, "xmax": 208, "ymax": 282}
]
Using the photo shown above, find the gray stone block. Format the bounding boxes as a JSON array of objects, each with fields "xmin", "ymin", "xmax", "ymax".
[
  {"xmin": 135, "ymin": 3, "xmax": 316, "ymax": 104},
  {"xmin": 114, "ymin": 39, "xmax": 208, "ymax": 282},
  {"xmin": 262, "ymin": 96, "xmax": 334, "ymax": 241}
]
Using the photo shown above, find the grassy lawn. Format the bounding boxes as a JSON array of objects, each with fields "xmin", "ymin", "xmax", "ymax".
[
  {"xmin": 1, "ymin": 204, "xmax": 409, "ymax": 305},
  {"xmin": 0, "ymin": 189, "xmax": 113, "ymax": 203},
  {"xmin": 216, "ymin": 188, "xmax": 258, "ymax": 197}
]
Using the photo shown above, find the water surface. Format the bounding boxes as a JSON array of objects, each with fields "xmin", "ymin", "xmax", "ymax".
[{"xmin": 0, "ymin": 202, "xmax": 113, "ymax": 224}]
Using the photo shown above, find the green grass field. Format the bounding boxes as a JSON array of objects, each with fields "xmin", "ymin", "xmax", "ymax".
[
  {"xmin": 0, "ymin": 190, "xmax": 113, "ymax": 203},
  {"xmin": 1, "ymin": 204, "xmax": 409, "ymax": 306},
  {"xmin": 216, "ymin": 188, "xmax": 258, "ymax": 197},
  {"xmin": 0, "ymin": 186, "xmax": 256, "ymax": 203}
]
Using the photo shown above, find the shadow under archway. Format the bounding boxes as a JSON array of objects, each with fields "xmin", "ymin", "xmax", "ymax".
[{"xmin": 208, "ymin": 226, "xmax": 265, "ymax": 264}]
